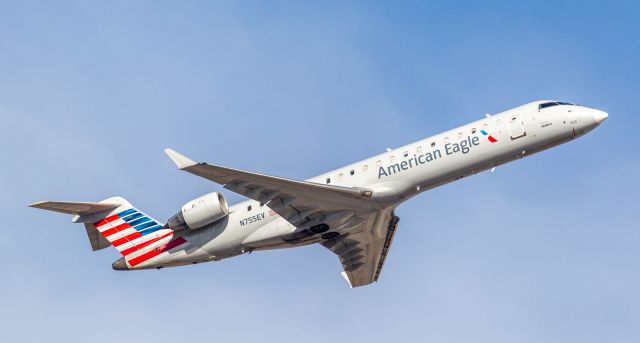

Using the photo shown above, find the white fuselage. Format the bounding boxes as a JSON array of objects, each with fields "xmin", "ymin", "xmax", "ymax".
[{"xmin": 141, "ymin": 100, "xmax": 608, "ymax": 269}]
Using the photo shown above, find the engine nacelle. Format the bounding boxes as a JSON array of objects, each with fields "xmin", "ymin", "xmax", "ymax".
[{"xmin": 167, "ymin": 192, "xmax": 229, "ymax": 231}]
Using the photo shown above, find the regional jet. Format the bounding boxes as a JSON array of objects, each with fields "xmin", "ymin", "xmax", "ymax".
[{"xmin": 30, "ymin": 100, "xmax": 608, "ymax": 287}]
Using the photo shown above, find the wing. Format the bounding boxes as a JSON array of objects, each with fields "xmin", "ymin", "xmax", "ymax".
[
  {"xmin": 165, "ymin": 149, "xmax": 377, "ymax": 228},
  {"xmin": 322, "ymin": 210, "xmax": 400, "ymax": 287},
  {"xmin": 164, "ymin": 148, "xmax": 400, "ymax": 287}
]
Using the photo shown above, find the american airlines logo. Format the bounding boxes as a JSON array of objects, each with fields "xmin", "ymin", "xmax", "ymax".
[
  {"xmin": 480, "ymin": 129, "xmax": 498, "ymax": 142},
  {"xmin": 378, "ymin": 135, "xmax": 483, "ymax": 179}
]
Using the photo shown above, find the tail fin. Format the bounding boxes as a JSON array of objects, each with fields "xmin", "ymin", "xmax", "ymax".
[{"xmin": 30, "ymin": 197, "xmax": 180, "ymax": 268}]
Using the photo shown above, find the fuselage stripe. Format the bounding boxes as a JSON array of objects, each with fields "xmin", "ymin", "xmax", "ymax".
[
  {"xmin": 117, "ymin": 208, "xmax": 137, "ymax": 217},
  {"xmin": 109, "ymin": 228, "xmax": 138, "ymax": 242},
  {"xmin": 139, "ymin": 225, "xmax": 163, "ymax": 236},
  {"xmin": 121, "ymin": 232, "xmax": 174, "ymax": 256},
  {"xmin": 112, "ymin": 232, "xmax": 143, "ymax": 247},
  {"xmin": 101, "ymin": 222, "xmax": 132, "ymax": 238},
  {"xmin": 94, "ymin": 214, "xmax": 121, "ymax": 228},
  {"xmin": 128, "ymin": 217, "xmax": 151, "ymax": 227},
  {"xmin": 122, "ymin": 212, "xmax": 143, "ymax": 221},
  {"xmin": 128, "ymin": 237, "xmax": 187, "ymax": 267},
  {"xmin": 133, "ymin": 221, "xmax": 156, "ymax": 231}
]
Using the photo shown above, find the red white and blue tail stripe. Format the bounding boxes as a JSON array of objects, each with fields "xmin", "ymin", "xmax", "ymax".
[{"xmin": 93, "ymin": 205, "xmax": 187, "ymax": 268}]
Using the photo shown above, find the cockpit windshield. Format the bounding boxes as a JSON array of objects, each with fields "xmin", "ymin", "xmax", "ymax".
[{"xmin": 539, "ymin": 101, "xmax": 574, "ymax": 110}]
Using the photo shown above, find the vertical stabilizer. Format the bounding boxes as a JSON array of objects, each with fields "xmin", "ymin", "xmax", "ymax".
[{"xmin": 30, "ymin": 197, "xmax": 188, "ymax": 269}]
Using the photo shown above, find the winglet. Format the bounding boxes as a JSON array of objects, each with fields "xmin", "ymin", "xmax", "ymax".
[
  {"xmin": 164, "ymin": 148, "xmax": 197, "ymax": 169},
  {"xmin": 340, "ymin": 271, "xmax": 353, "ymax": 288}
]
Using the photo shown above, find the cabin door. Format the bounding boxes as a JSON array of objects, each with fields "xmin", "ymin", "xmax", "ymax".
[{"xmin": 508, "ymin": 114, "xmax": 526, "ymax": 139}]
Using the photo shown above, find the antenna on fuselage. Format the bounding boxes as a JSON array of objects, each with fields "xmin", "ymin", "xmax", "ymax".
[{"xmin": 485, "ymin": 113, "xmax": 492, "ymax": 118}]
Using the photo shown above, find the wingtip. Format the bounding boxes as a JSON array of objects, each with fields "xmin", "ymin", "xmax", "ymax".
[
  {"xmin": 340, "ymin": 271, "xmax": 353, "ymax": 288},
  {"xmin": 164, "ymin": 148, "xmax": 197, "ymax": 169},
  {"xmin": 28, "ymin": 201, "xmax": 47, "ymax": 208}
]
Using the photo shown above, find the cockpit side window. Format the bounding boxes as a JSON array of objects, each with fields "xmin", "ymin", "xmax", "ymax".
[
  {"xmin": 539, "ymin": 102, "xmax": 558, "ymax": 110},
  {"xmin": 539, "ymin": 101, "xmax": 574, "ymax": 110}
]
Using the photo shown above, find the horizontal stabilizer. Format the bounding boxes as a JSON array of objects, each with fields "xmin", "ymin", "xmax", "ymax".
[{"xmin": 29, "ymin": 201, "xmax": 119, "ymax": 215}]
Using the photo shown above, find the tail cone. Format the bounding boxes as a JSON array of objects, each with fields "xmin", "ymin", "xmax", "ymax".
[{"xmin": 112, "ymin": 257, "xmax": 129, "ymax": 270}]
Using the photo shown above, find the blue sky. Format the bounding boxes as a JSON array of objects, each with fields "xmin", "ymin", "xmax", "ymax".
[{"xmin": 1, "ymin": 1, "xmax": 639, "ymax": 342}]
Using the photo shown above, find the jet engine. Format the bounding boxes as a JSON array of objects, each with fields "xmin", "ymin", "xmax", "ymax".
[{"xmin": 167, "ymin": 192, "xmax": 229, "ymax": 232}]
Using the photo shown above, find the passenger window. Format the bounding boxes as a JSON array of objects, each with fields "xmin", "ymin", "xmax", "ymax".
[
  {"xmin": 457, "ymin": 132, "xmax": 463, "ymax": 139},
  {"xmin": 471, "ymin": 128, "xmax": 476, "ymax": 134},
  {"xmin": 403, "ymin": 151, "xmax": 408, "ymax": 157},
  {"xmin": 247, "ymin": 205, "xmax": 252, "ymax": 211},
  {"xmin": 363, "ymin": 164, "xmax": 369, "ymax": 171},
  {"xmin": 417, "ymin": 146, "xmax": 423, "ymax": 153},
  {"xmin": 350, "ymin": 169, "xmax": 355, "ymax": 175},
  {"xmin": 326, "ymin": 177, "xmax": 330, "ymax": 184},
  {"xmin": 431, "ymin": 142, "xmax": 436, "ymax": 148},
  {"xmin": 483, "ymin": 123, "xmax": 488, "ymax": 130}
]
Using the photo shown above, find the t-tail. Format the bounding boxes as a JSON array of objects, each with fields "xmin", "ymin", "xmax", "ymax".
[{"xmin": 29, "ymin": 197, "xmax": 188, "ymax": 270}]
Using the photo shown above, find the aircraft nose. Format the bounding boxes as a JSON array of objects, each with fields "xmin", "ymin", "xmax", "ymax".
[{"xmin": 593, "ymin": 109, "xmax": 608, "ymax": 124}]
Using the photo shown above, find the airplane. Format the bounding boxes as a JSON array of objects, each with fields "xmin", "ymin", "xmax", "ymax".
[{"xmin": 30, "ymin": 100, "xmax": 608, "ymax": 288}]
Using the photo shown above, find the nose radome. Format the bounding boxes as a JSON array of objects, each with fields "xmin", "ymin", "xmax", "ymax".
[{"xmin": 593, "ymin": 110, "xmax": 608, "ymax": 124}]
